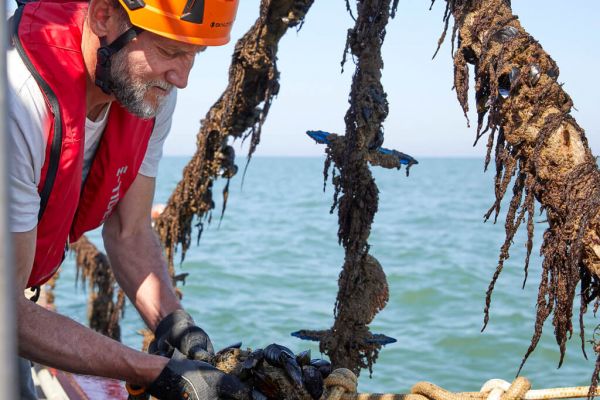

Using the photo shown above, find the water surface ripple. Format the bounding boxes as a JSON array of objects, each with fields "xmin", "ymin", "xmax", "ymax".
[{"xmin": 55, "ymin": 157, "xmax": 596, "ymax": 393}]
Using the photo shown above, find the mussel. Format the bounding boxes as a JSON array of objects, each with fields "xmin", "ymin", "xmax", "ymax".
[
  {"xmin": 509, "ymin": 67, "xmax": 520, "ymax": 86},
  {"xmin": 547, "ymin": 66, "xmax": 559, "ymax": 80},
  {"xmin": 240, "ymin": 348, "xmax": 265, "ymax": 379},
  {"xmin": 492, "ymin": 26, "xmax": 519, "ymax": 43},
  {"xmin": 264, "ymin": 344, "xmax": 303, "ymax": 389},
  {"xmin": 219, "ymin": 145, "xmax": 238, "ymax": 178},
  {"xmin": 529, "ymin": 63, "xmax": 541, "ymax": 86},
  {"xmin": 226, "ymin": 344, "xmax": 333, "ymax": 398},
  {"xmin": 302, "ymin": 365, "xmax": 324, "ymax": 400},
  {"xmin": 497, "ymin": 74, "xmax": 511, "ymax": 99},
  {"xmin": 217, "ymin": 342, "xmax": 242, "ymax": 353},
  {"xmin": 296, "ymin": 350, "xmax": 311, "ymax": 366},
  {"xmin": 264, "ymin": 344, "xmax": 295, "ymax": 365},
  {"xmin": 310, "ymin": 359, "xmax": 332, "ymax": 379}
]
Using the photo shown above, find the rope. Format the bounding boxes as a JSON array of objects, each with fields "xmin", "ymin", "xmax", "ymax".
[
  {"xmin": 323, "ymin": 369, "xmax": 598, "ymax": 400},
  {"xmin": 324, "ymin": 368, "xmax": 357, "ymax": 400}
]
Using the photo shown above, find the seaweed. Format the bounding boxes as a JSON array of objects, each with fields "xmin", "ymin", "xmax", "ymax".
[
  {"xmin": 71, "ymin": 235, "xmax": 125, "ymax": 341},
  {"xmin": 434, "ymin": 0, "xmax": 600, "ymax": 384},
  {"xmin": 153, "ymin": 0, "xmax": 316, "ymax": 278}
]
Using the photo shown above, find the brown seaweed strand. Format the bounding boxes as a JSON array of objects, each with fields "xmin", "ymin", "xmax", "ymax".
[
  {"xmin": 318, "ymin": 0, "xmax": 396, "ymax": 377},
  {"xmin": 484, "ymin": 137, "xmax": 517, "ymax": 224},
  {"xmin": 431, "ymin": 0, "xmax": 451, "ymax": 59},
  {"xmin": 154, "ymin": 0, "xmax": 315, "ymax": 275},
  {"xmin": 439, "ymin": 0, "xmax": 600, "ymax": 380},
  {"xmin": 521, "ymin": 174, "xmax": 535, "ymax": 289},
  {"xmin": 71, "ymin": 235, "xmax": 125, "ymax": 341},
  {"xmin": 482, "ymin": 168, "xmax": 526, "ymax": 331}
]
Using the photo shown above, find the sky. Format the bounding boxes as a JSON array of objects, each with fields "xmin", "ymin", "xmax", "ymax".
[
  {"xmin": 169, "ymin": 0, "xmax": 599, "ymax": 158},
  {"xmin": 6, "ymin": 1, "xmax": 599, "ymax": 157}
]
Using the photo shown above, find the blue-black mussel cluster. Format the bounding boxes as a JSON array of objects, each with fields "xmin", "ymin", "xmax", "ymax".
[{"xmin": 213, "ymin": 343, "xmax": 332, "ymax": 400}]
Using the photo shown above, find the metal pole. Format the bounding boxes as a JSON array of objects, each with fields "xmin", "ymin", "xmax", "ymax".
[{"xmin": 0, "ymin": 0, "xmax": 18, "ymax": 397}]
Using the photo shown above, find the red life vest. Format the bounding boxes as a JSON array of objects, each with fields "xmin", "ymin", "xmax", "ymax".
[{"xmin": 13, "ymin": 1, "xmax": 155, "ymax": 287}]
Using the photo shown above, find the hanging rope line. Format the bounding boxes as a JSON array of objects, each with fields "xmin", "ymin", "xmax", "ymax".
[
  {"xmin": 294, "ymin": 0, "xmax": 405, "ymax": 378},
  {"xmin": 431, "ymin": 0, "xmax": 600, "ymax": 390}
]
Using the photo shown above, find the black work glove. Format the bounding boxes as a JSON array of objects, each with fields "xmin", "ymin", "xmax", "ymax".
[
  {"xmin": 150, "ymin": 310, "xmax": 214, "ymax": 362},
  {"xmin": 148, "ymin": 350, "xmax": 250, "ymax": 400}
]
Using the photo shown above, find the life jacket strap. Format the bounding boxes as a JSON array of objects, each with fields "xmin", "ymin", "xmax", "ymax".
[{"xmin": 95, "ymin": 26, "xmax": 143, "ymax": 94}]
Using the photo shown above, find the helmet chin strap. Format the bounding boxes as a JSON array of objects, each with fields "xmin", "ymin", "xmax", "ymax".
[{"xmin": 95, "ymin": 26, "xmax": 143, "ymax": 95}]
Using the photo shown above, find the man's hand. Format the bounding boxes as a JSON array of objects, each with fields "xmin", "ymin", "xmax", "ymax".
[
  {"xmin": 150, "ymin": 310, "xmax": 214, "ymax": 362},
  {"xmin": 148, "ymin": 351, "xmax": 250, "ymax": 400}
]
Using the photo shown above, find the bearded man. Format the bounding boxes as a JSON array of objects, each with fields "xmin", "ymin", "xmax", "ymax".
[{"xmin": 7, "ymin": 0, "xmax": 249, "ymax": 398}]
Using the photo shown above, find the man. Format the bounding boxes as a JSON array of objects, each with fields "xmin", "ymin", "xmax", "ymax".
[{"xmin": 7, "ymin": 0, "xmax": 249, "ymax": 398}]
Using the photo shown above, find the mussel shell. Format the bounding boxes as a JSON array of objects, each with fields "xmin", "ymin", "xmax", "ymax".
[
  {"xmin": 462, "ymin": 45, "xmax": 477, "ymax": 64},
  {"xmin": 296, "ymin": 350, "xmax": 312, "ymax": 366},
  {"xmin": 310, "ymin": 359, "xmax": 332, "ymax": 378},
  {"xmin": 282, "ymin": 359, "xmax": 304, "ymax": 389},
  {"xmin": 264, "ymin": 344, "xmax": 304, "ymax": 389},
  {"xmin": 221, "ymin": 164, "xmax": 238, "ymax": 179},
  {"xmin": 302, "ymin": 366, "xmax": 324, "ymax": 400},
  {"xmin": 263, "ymin": 344, "xmax": 295, "ymax": 367},
  {"xmin": 241, "ymin": 349, "xmax": 264, "ymax": 371},
  {"xmin": 216, "ymin": 342, "xmax": 242, "ymax": 356},
  {"xmin": 497, "ymin": 73, "xmax": 511, "ymax": 98},
  {"xmin": 547, "ymin": 66, "xmax": 559, "ymax": 80},
  {"xmin": 509, "ymin": 67, "xmax": 520, "ymax": 85},
  {"xmin": 240, "ymin": 348, "xmax": 264, "ymax": 380},
  {"xmin": 492, "ymin": 26, "xmax": 519, "ymax": 43},
  {"xmin": 529, "ymin": 63, "xmax": 541, "ymax": 86},
  {"xmin": 221, "ymin": 145, "xmax": 236, "ymax": 162}
]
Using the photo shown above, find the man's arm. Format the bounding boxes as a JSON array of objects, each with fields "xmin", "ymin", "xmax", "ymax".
[
  {"xmin": 14, "ymin": 229, "xmax": 169, "ymax": 385},
  {"xmin": 102, "ymin": 173, "xmax": 181, "ymax": 331}
]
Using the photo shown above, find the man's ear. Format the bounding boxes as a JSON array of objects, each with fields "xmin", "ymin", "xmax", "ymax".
[{"xmin": 87, "ymin": 0, "xmax": 120, "ymax": 38}]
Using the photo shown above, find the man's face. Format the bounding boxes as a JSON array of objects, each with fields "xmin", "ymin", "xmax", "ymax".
[{"xmin": 108, "ymin": 30, "xmax": 205, "ymax": 119}]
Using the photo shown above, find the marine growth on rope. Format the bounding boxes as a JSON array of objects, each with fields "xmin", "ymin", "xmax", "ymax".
[{"xmin": 433, "ymin": 0, "xmax": 600, "ymax": 389}]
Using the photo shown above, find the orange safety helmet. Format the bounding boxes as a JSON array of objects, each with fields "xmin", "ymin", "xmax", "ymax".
[{"xmin": 116, "ymin": 0, "xmax": 239, "ymax": 46}]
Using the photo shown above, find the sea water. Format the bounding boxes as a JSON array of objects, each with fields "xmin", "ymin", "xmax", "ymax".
[{"xmin": 54, "ymin": 157, "xmax": 596, "ymax": 393}]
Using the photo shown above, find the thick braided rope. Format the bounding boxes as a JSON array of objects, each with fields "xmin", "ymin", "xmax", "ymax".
[
  {"xmin": 323, "ymin": 368, "xmax": 600, "ymax": 400},
  {"xmin": 500, "ymin": 378, "xmax": 530, "ymax": 400},
  {"xmin": 324, "ymin": 368, "xmax": 357, "ymax": 400}
]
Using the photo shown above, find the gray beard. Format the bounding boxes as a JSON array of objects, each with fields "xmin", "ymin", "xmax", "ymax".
[{"xmin": 108, "ymin": 51, "xmax": 172, "ymax": 119}]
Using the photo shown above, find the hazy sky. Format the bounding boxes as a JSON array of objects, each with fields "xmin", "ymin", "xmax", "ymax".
[
  {"xmin": 169, "ymin": 1, "xmax": 599, "ymax": 158},
  {"xmin": 6, "ymin": 1, "xmax": 598, "ymax": 157}
]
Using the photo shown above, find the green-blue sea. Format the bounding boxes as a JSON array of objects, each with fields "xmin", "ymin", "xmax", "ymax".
[{"xmin": 54, "ymin": 157, "xmax": 596, "ymax": 393}]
